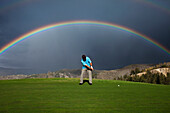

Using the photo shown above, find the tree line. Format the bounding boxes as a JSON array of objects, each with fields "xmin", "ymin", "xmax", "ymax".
[{"xmin": 118, "ymin": 68, "xmax": 170, "ymax": 85}]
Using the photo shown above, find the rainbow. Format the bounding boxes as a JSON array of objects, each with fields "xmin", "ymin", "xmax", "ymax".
[
  {"xmin": 0, "ymin": 0, "xmax": 38, "ymax": 14},
  {"xmin": 134, "ymin": 0, "xmax": 170, "ymax": 14},
  {"xmin": 0, "ymin": 20, "xmax": 169, "ymax": 55}
]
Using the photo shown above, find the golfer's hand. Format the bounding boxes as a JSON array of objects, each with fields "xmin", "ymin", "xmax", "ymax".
[{"xmin": 91, "ymin": 66, "xmax": 94, "ymax": 71}]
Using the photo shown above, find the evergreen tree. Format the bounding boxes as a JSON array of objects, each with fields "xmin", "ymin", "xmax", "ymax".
[
  {"xmin": 127, "ymin": 76, "xmax": 132, "ymax": 81},
  {"xmin": 135, "ymin": 68, "xmax": 140, "ymax": 74},
  {"xmin": 139, "ymin": 75, "xmax": 146, "ymax": 82},
  {"xmin": 130, "ymin": 70, "xmax": 135, "ymax": 75},
  {"xmin": 159, "ymin": 73, "xmax": 166, "ymax": 84},
  {"xmin": 166, "ymin": 73, "xmax": 170, "ymax": 85},
  {"xmin": 152, "ymin": 74, "xmax": 157, "ymax": 84},
  {"xmin": 119, "ymin": 76, "xmax": 123, "ymax": 80},
  {"xmin": 156, "ymin": 74, "xmax": 160, "ymax": 84},
  {"xmin": 123, "ymin": 74, "xmax": 128, "ymax": 80}
]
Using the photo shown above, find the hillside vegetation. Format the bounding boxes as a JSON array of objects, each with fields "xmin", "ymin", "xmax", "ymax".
[{"xmin": 119, "ymin": 63, "xmax": 170, "ymax": 85}]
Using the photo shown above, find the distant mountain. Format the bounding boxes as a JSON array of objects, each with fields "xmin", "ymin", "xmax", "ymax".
[
  {"xmin": 96, "ymin": 64, "xmax": 154, "ymax": 79},
  {"xmin": 0, "ymin": 62, "xmax": 169, "ymax": 80},
  {"xmin": 0, "ymin": 67, "xmax": 32, "ymax": 76}
]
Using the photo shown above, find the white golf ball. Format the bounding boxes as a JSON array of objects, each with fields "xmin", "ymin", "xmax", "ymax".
[{"xmin": 118, "ymin": 85, "xmax": 120, "ymax": 87}]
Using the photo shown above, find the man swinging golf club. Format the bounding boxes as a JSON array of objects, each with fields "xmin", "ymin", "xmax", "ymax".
[{"xmin": 79, "ymin": 55, "xmax": 93, "ymax": 85}]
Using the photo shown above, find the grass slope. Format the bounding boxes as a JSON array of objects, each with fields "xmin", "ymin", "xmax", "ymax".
[{"xmin": 0, "ymin": 78, "xmax": 170, "ymax": 113}]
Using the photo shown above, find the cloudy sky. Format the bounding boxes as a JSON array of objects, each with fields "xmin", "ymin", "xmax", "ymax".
[{"xmin": 0, "ymin": 0, "xmax": 169, "ymax": 74}]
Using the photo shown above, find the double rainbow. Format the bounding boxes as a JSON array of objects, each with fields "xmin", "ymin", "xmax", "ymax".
[{"xmin": 0, "ymin": 20, "xmax": 169, "ymax": 55}]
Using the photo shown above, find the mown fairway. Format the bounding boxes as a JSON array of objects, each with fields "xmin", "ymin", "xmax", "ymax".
[{"xmin": 0, "ymin": 78, "xmax": 170, "ymax": 113}]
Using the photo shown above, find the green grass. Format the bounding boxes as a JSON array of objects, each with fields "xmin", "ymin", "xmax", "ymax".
[{"xmin": 0, "ymin": 78, "xmax": 170, "ymax": 113}]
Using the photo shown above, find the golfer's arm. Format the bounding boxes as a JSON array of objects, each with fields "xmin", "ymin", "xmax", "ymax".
[
  {"xmin": 90, "ymin": 63, "xmax": 92, "ymax": 66},
  {"xmin": 85, "ymin": 64, "xmax": 92, "ymax": 69},
  {"xmin": 85, "ymin": 64, "xmax": 93, "ymax": 70}
]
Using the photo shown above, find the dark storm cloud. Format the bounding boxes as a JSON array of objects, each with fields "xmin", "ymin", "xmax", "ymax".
[
  {"xmin": 0, "ymin": 0, "xmax": 169, "ymax": 74},
  {"xmin": 0, "ymin": 0, "xmax": 170, "ymax": 48}
]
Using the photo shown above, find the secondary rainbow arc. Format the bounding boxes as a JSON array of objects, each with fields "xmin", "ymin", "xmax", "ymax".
[
  {"xmin": 1, "ymin": 0, "xmax": 170, "ymax": 14},
  {"xmin": 0, "ymin": 20, "xmax": 169, "ymax": 55}
]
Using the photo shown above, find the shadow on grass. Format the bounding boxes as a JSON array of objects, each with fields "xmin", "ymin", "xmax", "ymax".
[{"xmin": 83, "ymin": 80, "xmax": 90, "ymax": 85}]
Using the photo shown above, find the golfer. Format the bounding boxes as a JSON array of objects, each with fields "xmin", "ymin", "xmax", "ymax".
[{"xmin": 80, "ymin": 55, "xmax": 93, "ymax": 85}]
